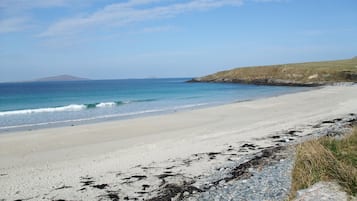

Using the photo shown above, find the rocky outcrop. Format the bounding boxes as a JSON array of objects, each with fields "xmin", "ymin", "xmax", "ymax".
[
  {"xmin": 293, "ymin": 182, "xmax": 356, "ymax": 201},
  {"xmin": 340, "ymin": 71, "xmax": 357, "ymax": 80}
]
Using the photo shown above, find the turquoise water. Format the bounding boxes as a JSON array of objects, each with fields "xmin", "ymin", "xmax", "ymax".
[{"xmin": 0, "ymin": 78, "xmax": 306, "ymax": 132}]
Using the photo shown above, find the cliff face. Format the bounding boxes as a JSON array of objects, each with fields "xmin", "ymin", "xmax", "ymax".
[{"xmin": 190, "ymin": 58, "xmax": 357, "ymax": 86}]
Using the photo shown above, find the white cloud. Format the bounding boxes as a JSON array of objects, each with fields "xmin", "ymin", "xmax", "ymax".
[
  {"xmin": 39, "ymin": 0, "xmax": 244, "ymax": 37},
  {"xmin": 0, "ymin": 17, "xmax": 30, "ymax": 33}
]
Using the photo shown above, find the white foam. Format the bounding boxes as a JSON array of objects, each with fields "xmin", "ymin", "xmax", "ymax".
[
  {"xmin": 0, "ymin": 104, "xmax": 86, "ymax": 116},
  {"xmin": 0, "ymin": 108, "xmax": 167, "ymax": 130},
  {"xmin": 96, "ymin": 102, "xmax": 116, "ymax": 108},
  {"xmin": 173, "ymin": 103, "xmax": 211, "ymax": 110}
]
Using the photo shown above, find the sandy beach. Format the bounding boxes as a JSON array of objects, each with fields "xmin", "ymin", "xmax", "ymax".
[{"xmin": 1, "ymin": 85, "xmax": 357, "ymax": 200}]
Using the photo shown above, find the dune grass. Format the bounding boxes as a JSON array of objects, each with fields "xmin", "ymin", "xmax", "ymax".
[{"xmin": 290, "ymin": 127, "xmax": 357, "ymax": 198}]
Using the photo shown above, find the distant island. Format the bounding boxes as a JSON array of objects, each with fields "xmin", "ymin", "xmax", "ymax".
[
  {"xmin": 34, "ymin": 75, "xmax": 89, "ymax": 82},
  {"xmin": 190, "ymin": 57, "xmax": 357, "ymax": 86}
]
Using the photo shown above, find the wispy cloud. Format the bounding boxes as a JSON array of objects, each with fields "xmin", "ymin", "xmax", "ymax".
[
  {"xmin": 0, "ymin": 0, "xmax": 287, "ymax": 36},
  {"xmin": 0, "ymin": 17, "xmax": 30, "ymax": 33},
  {"xmin": 251, "ymin": 0, "xmax": 288, "ymax": 2},
  {"xmin": 0, "ymin": 0, "xmax": 91, "ymax": 11},
  {"xmin": 39, "ymin": 0, "xmax": 244, "ymax": 37},
  {"xmin": 0, "ymin": 0, "xmax": 95, "ymax": 34},
  {"xmin": 141, "ymin": 25, "xmax": 178, "ymax": 33}
]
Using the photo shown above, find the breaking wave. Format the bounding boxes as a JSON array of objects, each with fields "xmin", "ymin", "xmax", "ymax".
[
  {"xmin": 0, "ymin": 99, "xmax": 157, "ymax": 117},
  {"xmin": 0, "ymin": 104, "xmax": 86, "ymax": 116},
  {"xmin": 0, "ymin": 103, "xmax": 212, "ymax": 130}
]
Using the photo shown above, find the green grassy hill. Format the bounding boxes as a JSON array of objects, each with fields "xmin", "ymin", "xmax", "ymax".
[{"xmin": 190, "ymin": 58, "xmax": 357, "ymax": 86}]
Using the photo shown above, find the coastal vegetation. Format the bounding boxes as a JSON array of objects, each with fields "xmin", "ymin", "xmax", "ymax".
[
  {"xmin": 290, "ymin": 126, "xmax": 357, "ymax": 198},
  {"xmin": 191, "ymin": 58, "xmax": 357, "ymax": 86}
]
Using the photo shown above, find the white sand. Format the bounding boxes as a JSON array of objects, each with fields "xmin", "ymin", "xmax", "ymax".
[{"xmin": 0, "ymin": 85, "xmax": 356, "ymax": 200}]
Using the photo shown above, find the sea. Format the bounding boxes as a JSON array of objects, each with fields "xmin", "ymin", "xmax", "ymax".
[{"xmin": 0, "ymin": 78, "xmax": 307, "ymax": 132}]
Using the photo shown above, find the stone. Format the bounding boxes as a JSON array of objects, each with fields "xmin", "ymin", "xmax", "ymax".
[{"xmin": 294, "ymin": 181, "xmax": 349, "ymax": 201}]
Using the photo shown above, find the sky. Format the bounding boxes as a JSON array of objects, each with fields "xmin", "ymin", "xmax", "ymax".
[{"xmin": 0, "ymin": 0, "xmax": 357, "ymax": 82}]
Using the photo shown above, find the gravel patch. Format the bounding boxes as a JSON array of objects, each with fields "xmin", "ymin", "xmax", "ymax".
[{"xmin": 186, "ymin": 148, "xmax": 295, "ymax": 201}]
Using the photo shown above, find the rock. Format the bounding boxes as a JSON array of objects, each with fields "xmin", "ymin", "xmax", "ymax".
[
  {"xmin": 293, "ymin": 181, "xmax": 350, "ymax": 201},
  {"xmin": 340, "ymin": 71, "xmax": 357, "ymax": 81},
  {"xmin": 308, "ymin": 74, "xmax": 319, "ymax": 80},
  {"xmin": 218, "ymin": 180, "xmax": 225, "ymax": 186}
]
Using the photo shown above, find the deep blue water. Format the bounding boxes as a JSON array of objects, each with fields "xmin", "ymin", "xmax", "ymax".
[{"xmin": 0, "ymin": 78, "xmax": 306, "ymax": 132}]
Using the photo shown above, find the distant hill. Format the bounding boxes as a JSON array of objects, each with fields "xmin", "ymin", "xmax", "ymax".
[
  {"xmin": 34, "ymin": 75, "xmax": 89, "ymax": 82},
  {"xmin": 190, "ymin": 58, "xmax": 357, "ymax": 86}
]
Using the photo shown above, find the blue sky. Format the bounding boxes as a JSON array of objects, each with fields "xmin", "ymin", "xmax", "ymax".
[{"xmin": 0, "ymin": 0, "xmax": 356, "ymax": 82}]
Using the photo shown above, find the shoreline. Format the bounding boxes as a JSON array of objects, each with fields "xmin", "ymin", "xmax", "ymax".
[
  {"xmin": 0, "ymin": 85, "xmax": 357, "ymax": 200},
  {"xmin": 0, "ymin": 85, "xmax": 311, "ymax": 134}
]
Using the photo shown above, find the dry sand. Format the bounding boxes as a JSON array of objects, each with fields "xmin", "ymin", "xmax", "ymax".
[{"xmin": 0, "ymin": 85, "xmax": 356, "ymax": 200}]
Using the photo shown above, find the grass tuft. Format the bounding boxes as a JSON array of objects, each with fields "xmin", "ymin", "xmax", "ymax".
[{"xmin": 290, "ymin": 127, "xmax": 357, "ymax": 198}]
